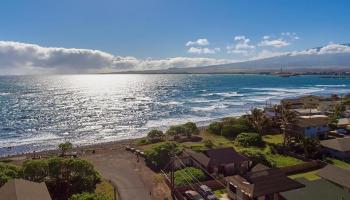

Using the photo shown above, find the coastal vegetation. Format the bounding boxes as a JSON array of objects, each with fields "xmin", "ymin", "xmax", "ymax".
[
  {"xmin": 174, "ymin": 167, "xmax": 206, "ymax": 187},
  {"xmin": 0, "ymin": 162, "xmax": 21, "ymax": 186},
  {"xmin": 70, "ymin": 192, "xmax": 110, "ymax": 200},
  {"xmin": 235, "ymin": 132, "xmax": 264, "ymax": 147},
  {"xmin": 145, "ymin": 142, "xmax": 182, "ymax": 169}
]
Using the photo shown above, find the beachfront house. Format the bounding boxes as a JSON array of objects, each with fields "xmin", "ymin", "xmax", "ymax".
[
  {"xmin": 281, "ymin": 95, "xmax": 320, "ymax": 109},
  {"xmin": 294, "ymin": 115, "xmax": 330, "ymax": 138},
  {"xmin": 0, "ymin": 179, "xmax": 52, "ymax": 200},
  {"xmin": 320, "ymin": 137, "xmax": 350, "ymax": 160},
  {"xmin": 226, "ymin": 164, "xmax": 304, "ymax": 200},
  {"xmin": 186, "ymin": 147, "xmax": 252, "ymax": 176},
  {"xmin": 337, "ymin": 118, "xmax": 350, "ymax": 131},
  {"xmin": 318, "ymin": 96, "xmax": 341, "ymax": 113},
  {"xmin": 291, "ymin": 108, "xmax": 322, "ymax": 116}
]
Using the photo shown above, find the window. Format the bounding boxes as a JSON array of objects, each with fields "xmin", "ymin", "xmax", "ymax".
[{"xmin": 229, "ymin": 183, "xmax": 237, "ymax": 193}]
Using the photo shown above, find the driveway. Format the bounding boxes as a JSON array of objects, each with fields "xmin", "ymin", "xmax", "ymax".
[{"xmin": 85, "ymin": 151, "xmax": 152, "ymax": 200}]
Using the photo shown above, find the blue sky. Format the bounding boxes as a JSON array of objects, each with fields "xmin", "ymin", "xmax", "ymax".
[{"xmin": 0, "ymin": 0, "xmax": 350, "ymax": 74}]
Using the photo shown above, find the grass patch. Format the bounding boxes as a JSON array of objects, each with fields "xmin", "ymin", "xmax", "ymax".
[
  {"xmin": 325, "ymin": 157, "xmax": 350, "ymax": 169},
  {"xmin": 95, "ymin": 180, "xmax": 116, "ymax": 200},
  {"xmin": 289, "ymin": 170, "xmax": 320, "ymax": 181},
  {"xmin": 214, "ymin": 189, "xmax": 227, "ymax": 198},
  {"xmin": 262, "ymin": 134, "xmax": 283, "ymax": 144},
  {"xmin": 269, "ymin": 154, "xmax": 304, "ymax": 167}
]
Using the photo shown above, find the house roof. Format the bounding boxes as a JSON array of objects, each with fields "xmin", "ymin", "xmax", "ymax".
[
  {"xmin": 317, "ymin": 165, "xmax": 350, "ymax": 189},
  {"xmin": 281, "ymin": 178, "xmax": 350, "ymax": 200},
  {"xmin": 0, "ymin": 179, "xmax": 52, "ymax": 200},
  {"xmin": 203, "ymin": 147, "xmax": 249, "ymax": 165},
  {"xmin": 227, "ymin": 168, "xmax": 304, "ymax": 198},
  {"xmin": 337, "ymin": 118, "xmax": 350, "ymax": 126},
  {"xmin": 292, "ymin": 109, "xmax": 321, "ymax": 115},
  {"xmin": 250, "ymin": 163, "xmax": 270, "ymax": 172},
  {"xmin": 296, "ymin": 115, "xmax": 329, "ymax": 128},
  {"xmin": 320, "ymin": 137, "xmax": 350, "ymax": 152},
  {"xmin": 186, "ymin": 150, "xmax": 211, "ymax": 168}
]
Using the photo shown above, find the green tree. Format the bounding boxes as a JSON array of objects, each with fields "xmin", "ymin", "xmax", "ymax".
[
  {"xmin": 235, "ymin": 133, "xmax": 264, "ymax": 147},
  {"xmin": 23, "ymin": 160, "xmax": 48, "ymax": 182},
  {"xmin": 147, "ymin": 130, "xmax": 164, "ymax": 143},
  {"xmin": 239, "ymin": 149, "xmax": 276, "ymax": 167},
  {"xmin": 145, "ymin": 142, "xmax": 181, "ymax": 170},
  {"xmin": 183, "ymin": 122, "xmax": 200, "ymax": 137},
  {"xmin": 174, "ymin": 167, "xmax": 206, "ymax": 187},
  {"xmin": 59, "ymin": 142, "xmax": 73, "ymax": 156},
  {"xmin": 166, "ymin": 125, "xmax": 186, "ymax": 138},
  {"xmin": 280, "ymin": 107, "xmax": 298, "ymax": 147},
  {"xmin": 299, "ymin": 137, "xmax": 321, "ymax": 159},
  {"xmin": 207, "ymin": 122, "xmax": 222, "ymax": 135},
  {"xmin": 70, "ymin": 192, "xmax": 110, "ymax": 200},
  {"xmin": 248, "ymin": 108, "xmax": 271, "ymax": 135}
]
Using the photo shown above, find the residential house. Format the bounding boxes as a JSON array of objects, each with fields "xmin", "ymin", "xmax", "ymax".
[
  {"xmin": 317, "ymin": 164, "xmax": 350, "ymax": 192},
  {"xmin": 227, "ymin": 165, "xmax": 304, "ymax": 200},
  {"xmin": 320, "ymin": 137, "xmax": 350, "ymax": 160},
  {"xmin": 337, "ymin": 118, "xmax": 350, "ymax": 131},
  {"xmin": 186, "ymin": 148, "xmax": 252, "ymax": 176},
  {"xmin": 0, "ymin": 179, "xmax": 52, "ymax": 200},
  {"xmin": 281, "ymin": 95, "xmax": 320, "ymax": 109},
  {"xmin": 291, "ymin": 108, "xmax": 321, "ymax": 116},
  {"xmin": 318, "ymin": 96, "xmax": 341, "ymax": 114},
  {"xmin": 294, "ymin": 115, "xmax": 330, "ymax": 138}
]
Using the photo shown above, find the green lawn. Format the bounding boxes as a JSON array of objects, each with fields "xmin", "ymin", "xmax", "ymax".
[
  {"xmin": 289, "ymin": 170, "xmax": 320, "ymax": 181},
  {"xmin": 269, "ymin": 154, "xmax": 304, "ymax": 167},
  {"xmin": 262, "ymin": 134, "xmax": 283, "ymax": 144}
]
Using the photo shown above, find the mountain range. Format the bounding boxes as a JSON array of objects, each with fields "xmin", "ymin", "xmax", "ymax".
[{"xmin": 116, "ymin": 44, "xmax": 350, "ymax": 74}]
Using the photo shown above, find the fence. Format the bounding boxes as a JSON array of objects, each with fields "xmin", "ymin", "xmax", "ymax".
[{"xmin": 280, "ymin": 160, "xmax": 325, "ymax": 175}]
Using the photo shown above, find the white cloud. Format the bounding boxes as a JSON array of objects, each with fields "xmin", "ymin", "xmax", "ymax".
[
  {"xmin": 227, "ymin": 35, "xmax": 255, "ymax": 55},
  {"xmin": 259, "ymin": 38, "xmax": 290, "ymax": 48},
  {"xmin": 290, "ymin": 43, "xmax": 350, "ymax": 56},
  {"xmin": 0, "ymin": 41, "xmax": 231, "ymax": 75},
  {"xmin": 281, "ymin": 32, "xmax": 299, "ymax": 40},
  {"xmin": 186, "ymin": 38, "xmax": 209, "ymax": 46},
  {"xmin": 187, "ymin": 47, "xmax": 220, "ymax": 54}
]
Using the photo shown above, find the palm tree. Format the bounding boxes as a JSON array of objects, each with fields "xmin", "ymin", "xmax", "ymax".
[
  {"xmin": 280, "ymin": 107, "xmax": 297, "ymax": 147},
  {"xmin": 248, "ymin": 108, "xmax": 270, "ymax": 135}
]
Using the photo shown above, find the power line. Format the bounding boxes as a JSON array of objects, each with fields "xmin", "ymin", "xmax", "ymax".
[{"xmin": 181, "ymin": 151, "xmax": 227, "ymax": 188}]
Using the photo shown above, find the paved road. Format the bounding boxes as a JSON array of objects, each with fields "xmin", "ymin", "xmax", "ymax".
[{"xmin": 85, "ymin": 151, "xmax": 152, "ymax": 200}]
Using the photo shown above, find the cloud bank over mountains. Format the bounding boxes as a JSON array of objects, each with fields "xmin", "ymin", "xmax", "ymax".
[
  {"xmin": 0, "ymin": 41, "xmax": 231, "ymax": 75},
  {"xmin": 0, "ymin": 40, "xmax": 349, "ymax": 75}
]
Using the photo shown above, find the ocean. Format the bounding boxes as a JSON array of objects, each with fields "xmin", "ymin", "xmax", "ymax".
[{"xmin": 0, "ymin": 74, "xmax": 349, "ymax": 156}]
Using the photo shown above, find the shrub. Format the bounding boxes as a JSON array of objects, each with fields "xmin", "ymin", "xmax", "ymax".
[
  {"xmin": 23, "ymin": 160, "xmax": 49, "ymax": 182},
  {"xmin": 147, "ymin": 130, "xmax": 164, "ymax": 143},
  {"xmin": 235, "ymin": 133, "xmax": 264, "ymax": 147},
  {"xmin": 203, "ymin": 139, "xmax": 214, "ymax": 149},
  {"xmin": 174, "ymin": 167, "xmax": 206, "ymax": 186},
  {"xmin": 0, "ymin": 162, "xmax": 22, "ymax": 187},
  {"xmin": 183, "ymin": 122, "xmax": 200, "ymax": 136},
  {"xmin": 221, "ymin": 124, "xmax": 246, "ymax": 138},
  {"xmin": 239, "ymin": 149, "xmax": 276, "ymax": 167},
  {"xmin": 166, "ymin": 125, "xmax": 186, "ymax": 138},
  {"xmin": 70, "ymin": 192, "xmax": 110, "ymax": 200},
  {"xmin": 145, "ymin": 142, "xmax": 182, "ymax": 170},
  {"xmin": 208, "ymin": 122, "xmax": 222, "ymax": 135},
  {"xmin": 59, "ymin": 141, "xmax": 73, "ymax": 156}
]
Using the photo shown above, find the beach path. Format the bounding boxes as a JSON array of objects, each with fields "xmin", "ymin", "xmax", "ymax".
[{"xmin": 84, "ymin": 149, "xmax": 152, "ymax": 200}]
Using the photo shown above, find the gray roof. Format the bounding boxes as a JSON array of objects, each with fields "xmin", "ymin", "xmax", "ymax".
[
  {"xmin": 281, "ymin": 178, "xmax": 350, "ymax": 200},
  {"xmin": 227, "ymin": 168, "xmax": 304, "ymax": 198},
  {"xmin": 320, "ymin": 137, "xmax": 350, "ymax": 152},
  {"xmin": 0, "ymin": 179, "xmax": 52, "ymax": 200},
  {"xmin": 317, "ymin": 165, "xmax": 350, "ymax": 189}
]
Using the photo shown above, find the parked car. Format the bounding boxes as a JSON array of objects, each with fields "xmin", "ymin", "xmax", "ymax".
[
  {"xmin": 198, "ymin": 185, "xmax": 218, "ymax": 200},
  {"xmin": 184, "ymin": 190, "xmax": 204, "ymax": 200},
  {"xmin": 336, "ymin": 129, "xmax": 348, "ymax": 135}
]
